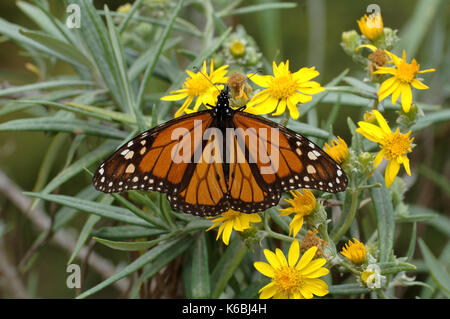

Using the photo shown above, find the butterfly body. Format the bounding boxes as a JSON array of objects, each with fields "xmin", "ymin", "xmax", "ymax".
[{"xmin": 93, "ymin": 86, "xmax": 347, "ymax": 216}]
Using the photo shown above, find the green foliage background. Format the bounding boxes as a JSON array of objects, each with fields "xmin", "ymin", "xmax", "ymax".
[{"xmin": 0, "ymin": 0, "xmax": 448, "ymax": 298}]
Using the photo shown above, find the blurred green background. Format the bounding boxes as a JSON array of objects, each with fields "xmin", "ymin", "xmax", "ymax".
[{"xmin": 0, "ymin": 0, "xmax": 448, "ymax": 298}]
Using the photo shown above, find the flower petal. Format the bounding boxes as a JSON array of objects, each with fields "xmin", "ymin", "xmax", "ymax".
[
  {"xmin": 254, "ymin": 262, "xmax": 275, "ymax": 278},
  {"xmin": 303, "ymin": 267, "xmax": 329, "ymax": 278},
  {"xmin": 385, "ymin": 159, "xmax": 400, "ymax": 188},
  {"xmin": 303, "ymin": 278, "xmax": 329, "ymax": 296},
  {"xmin": 300, "ymin": 258, "xmax": 327, "ymax": 276},
  {"xmin": 400, "ymin": 84, "xmax": 412, "ymax": 113},
  {"xmin": 259, "ymin": 282, "xmax": 277, "ymax": 299},
  {"xmin": 296, "ymin": 246, "xmax": 317, "ymax": 271},
  {"xmin": 275, "ymin": 248, "xmax": 288, "ymax": 267},
  {"xmin": 411, "ymin": 79, "xmax": 429, "ymax": 90},
  {"xmin": 288, "ymin": 240, "xmax": 300, "ymax": 267},
  {"xmin": 249, "ymin": 74, "xmax": 272, "ymax": 88},
  {"xmin": 264, "ymin": 249, "xmax": 281, "ymax": 269},
  {"xmin": 286, "ymin": 98, "xmax": 300, "ymax": 120},
  {"xmin": 401, "ymin": 156, "xmax": 411, "ymax": 176},
  {"xmin": 378, "ymin": 77, "xmax": 400, "ymax": 102},
  {"xmin": 373, "ymin": 110, "xmax": 391, "ymax": 135}
]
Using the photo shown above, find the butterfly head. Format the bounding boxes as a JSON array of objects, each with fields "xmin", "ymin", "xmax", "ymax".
[{"xmin": 216, "ymin": 85, "xmax": 230, "ymax": 109}]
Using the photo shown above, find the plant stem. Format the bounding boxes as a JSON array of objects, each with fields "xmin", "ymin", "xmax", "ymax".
[{"xmin": 331, "ymin": 188, "xmax": 360, "ymax": 242}]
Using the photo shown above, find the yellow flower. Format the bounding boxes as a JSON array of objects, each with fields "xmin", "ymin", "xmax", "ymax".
[
  {"xmin": 357, "ymin": 45, "xmax": 436, "ymax": 113},
  {"xmin": 246, "ymin": 60, "xmax": 325, "ymax": 120},
  {"xmin": 356, "ymin": 110, "xmax": 414, "ymax": 188},
  {"xmin": 206, "ymin": 209, "xmax": 261, "ymax": 245},
  {"xmin": 160, "ymin": 60, "xmax": 228, "ymax": 117},
  {"xmin": 375, "ymin": 50, "xmax": 435, "ymax": 112},
  {"xmin": 254, "ymin": 241, "xmax": 329, "ymax": 299},
  {"xmin": 341, "ymin": 238, "xmax": 367, "ymax": 265},
  {"xmin": 278, "ymin": 189, "xmax": 316, "ymax": 237},
  {"xmin": 324, "ymin": 137, "xmax": 349, "ymax": 164},
  {"xmin": 357, "ymin": 12, "xmax": 383, "ymax": 41}
]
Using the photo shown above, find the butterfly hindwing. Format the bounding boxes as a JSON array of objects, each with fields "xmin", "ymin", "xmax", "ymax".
[{"xmin": 232, "ymin": 112, "xmax": 348, "ymax": 194}]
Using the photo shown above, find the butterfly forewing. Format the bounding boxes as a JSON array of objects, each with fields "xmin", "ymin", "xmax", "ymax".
[{"xmin": 93, "ymin": 111, "xmax": 212, "ymax": 194}]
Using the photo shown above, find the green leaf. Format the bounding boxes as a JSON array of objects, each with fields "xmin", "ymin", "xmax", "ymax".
[
  {"xmin": 130, "ymin": 236, "xmax": 194, "ymax": 298},
  {"xmin": 396, "ymin": 205, "xmax": 438, "ymax": 223},
  {"xmin": 136, "ymin": 0, "xmax": 186, "ymax": 110},
  {"xmin": 190, "ymin": 233, "xmax": 211, "ymax": 298},
  {"xmin": 25, "ymin": 192, "xmax": 155, "ymax": 228},
  {"xmin": 68, "ymin": 214, "xmax": 101, "ymax": 264},
  {"xmin": 104, "ymin": 6, "xmax": 145, "ymax": 131},
  {"xmin": 399, "ymin": 0, "xmax": 443, "ymax": 59},
  {"xmin": 0, "ymin": 117, "xmax": 127, "ymax": 139},
  {"xmin": 76, "ymin": 236, "xmax": 192, "ymax": 298},
  {"xmin": 19, "ymin": 30, "xmax": 92, "ymax": 69},
  {"xmin": 369, "ymin": 171, "xmax": 395, "ymax": 263},
  {"xmin": 425, "ymin": 213, "xmax": 450, "ymax": 238},
  {"xmin": 94, "ymin": 232, "xmax": 179, "ymax": 251},
  {"xmin": 299, "ymin": 69, "xmax": 349, "ymax": 119},
  {"xmin": 411, "ymin": 109, "xmax": 450, "ymax": 132},
  {"xmin": 0, "ymin": 80, "xmax": 95, "ymax": 97},
  {"xmin": 218, "ymin": 2, "xmax": 297, "ymax": 17},
  {"xmin": 67, "ymin": 0, "xmax": 124, "ymax": 109},
  {"xmin": 210, "ymin": 237, "xmax": 248, "ymax": 298},
  {"xmin": 328, "ymin": 283, "xmax": 370, "ymax": 295},
  {"xmin": 418, "ymin": 239, "xmax": 450, "ymax": 296},
  {"xmin": 379, "ymin": 261, "xmax": 417, "ymax": 274},
  {"xmin": 91, "ymin": 225, "xmax": 166, "ymax": 240}
]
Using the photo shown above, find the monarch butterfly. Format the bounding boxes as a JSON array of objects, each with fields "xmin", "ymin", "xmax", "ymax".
[{"xmin": 93, "ymin": 85, "xmax": 347, "ymax": 217}]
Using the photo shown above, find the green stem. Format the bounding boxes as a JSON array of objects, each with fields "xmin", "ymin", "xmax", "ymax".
[
  {"xmin": 331, "ymin": 188, "xmax": 360, "ymax": 242},
  {"xmin": 263, "ymin": 211, "xmax": 294, "ymax": 243}
]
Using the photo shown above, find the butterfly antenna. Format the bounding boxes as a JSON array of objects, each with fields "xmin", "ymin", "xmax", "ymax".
[{"xmin": 193, "ymin": 66, "xmax": 222, "ymax": 93}]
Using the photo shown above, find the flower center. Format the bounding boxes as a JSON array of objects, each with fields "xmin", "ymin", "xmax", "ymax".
[
  {"xmin": 185, "ymin": 75, "xmax": 211, "ymax": 96},
  {"xmin": 396, "ymin": 62, "xmax": 418, "ymax": 83},
  {"xmin": 274, "ymin": 266, "xmax": 304, "ymax": 295},
  {"xmin": 382, "ymin": 130, "xmax": 412, "ymax": 161},
  {"xmin": 269, "ymin": 75, "xmax": 298, "ymax": 99},
  {"xmin": 230, "ymin": 41, "xmax": 246, "ymax": 57}
]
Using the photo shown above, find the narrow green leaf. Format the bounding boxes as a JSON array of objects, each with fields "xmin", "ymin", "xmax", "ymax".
[
  {"xmin": 0, "ymin": 117, "xmax": 127, "ymax": 140},
  {"xmin": 219, "ymin": 2, "xmax": 297, "ymax": 17},
  {"xmin": 191, "ymin": 233, "xmax": 211, "ymax": 298},
  {"xmin": 399, "ymin": 0, "xmax": 443, "ymax": 59},
  {"xmin": 0, "ymin": 80, "xmax": 95, "ymax": 97},
  {"xmin": 68, "ymin": 214, "xmax": 101, "ymax": 264},
  {"xmin": 91, "ymin": 225, "xmax": 166, "ymax": 240},
  {"xmin": 418, "ymin": 239, "xmax": 450, "ymax": 295},
  {"xmin": 67, "ymin": 0, "xmax": 124, "ymax": 109},
  {"xmin": 19, "ymin": 30, "xmax": 92, "ymax": 69},
  {"xmin": 76, "ymin": 236, "xmax": 191, "ymax": 298},
  {"xmin": 136, "ymin": 0, "xmax": 186, "ymax": 110},
  {"xmin": 25, "ymin": 192, "xmax": 154, "ymax": 228},
  {"xmin": 425, "ymin": 213, "xmax": 450, "ymax": 238},
  {"xmin": 94, "ymin": 232, "xmax": 178, "ymax": 251},
  {"xmin": 369, "ymin": 171, "xmax": 395, "ymax": 263},
  {"xmin": 379, "ymin": 261, "xmax": 417, "ymax": 274},
  {"xmin": 411, "ymin": 109, "xmax": 450, "ymax": 132},
  {"xmin": 210, "ymin": 237, "xmax": 248, "ymax": 298},
  {"xmin": 328, "ymin": 283, "xmax": 370, "ymax": 295},
  {"xmin": 131, "ymin": 236, "xmax": 194, "ymax": 298}
]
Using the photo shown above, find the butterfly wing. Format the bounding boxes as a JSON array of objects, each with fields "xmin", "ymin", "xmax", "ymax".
[
  {"xmin": 167, "ymin": 126, "xmax": 229, "ymax": 216},
  {"xmin": 232, "ymin": 112, "xmax": 348, "ymax": 196},
  {"xmin": 93, "ymin": 111, "xmax": 213, "ymax": 195}
]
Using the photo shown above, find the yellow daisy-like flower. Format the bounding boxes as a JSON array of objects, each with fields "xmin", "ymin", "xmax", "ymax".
[
  {"xmin": 359, "ymin": 45, "xmax": 436, "ymax": 113},
  {"xmin": 340, "ymin": 238, "xmax": 367, "ymax": 265},
  {"xmin": 160, "ymin": 60, "xmax": 228, "ymax": 118},
  {"xmin": 357, "ymin": 12, "xmax": 384, "ymax": 41},
  {"xmin": 356, "ymin": 110, "xmax": 414, "ymax": 188},
  {"xmin": 323, "ymin": 137, "xmax": 349, "ymax": 164},
  {"xmin": 278, "ymin": 189, "xmax": 316, "ymax": 237},
  {"xmin": 206, "ymin": 209, "xmax": 261, "ymax": 245},
  {"xmin": 246, "ymin": 60, "xmax": 325, "ymax": 120},
  {"xmin": 375, "ymin": 50, "xmax": 435, "ymax": 112},
  {"xmin": 254, "ymin": 241, "xmax": 329, "ymax": 299}
]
